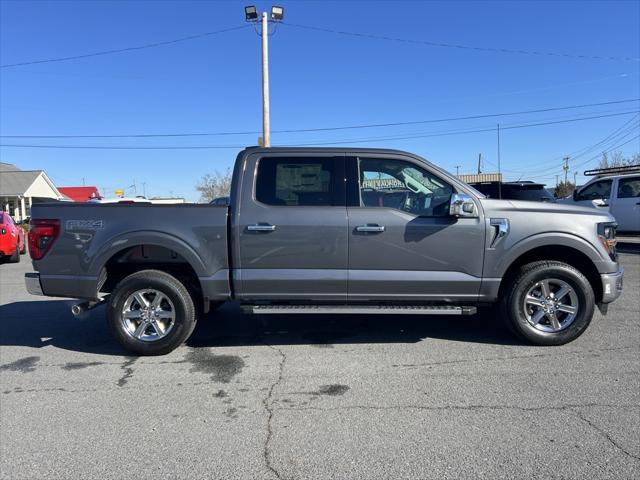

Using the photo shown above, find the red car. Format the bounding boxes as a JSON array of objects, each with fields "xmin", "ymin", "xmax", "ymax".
[{"xmin": 0, "ymin": 211, "xmax": 26, "ymax": 263}]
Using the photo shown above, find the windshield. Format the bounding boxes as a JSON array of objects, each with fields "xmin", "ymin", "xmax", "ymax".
[
  {"xmin": 504, "ymin": 185, "xmax": 555, "ymax": 202},
  {"xmin": 471, "ymin": 183, "xmax": 554, "ymax": 202}
]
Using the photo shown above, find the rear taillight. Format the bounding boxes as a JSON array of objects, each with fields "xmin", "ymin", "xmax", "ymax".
[{"xmin": 29, "ymin": 219, "xmax": 60, "ymax": 260}]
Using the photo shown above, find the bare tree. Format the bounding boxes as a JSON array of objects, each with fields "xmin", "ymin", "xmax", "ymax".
[
  {"xmin": 597, "ymin": 151, "xmax": 640, "ymax": 172},
  {"xmin": 196, "ymin": 168, "xmax": 232, "ymax": 203}
]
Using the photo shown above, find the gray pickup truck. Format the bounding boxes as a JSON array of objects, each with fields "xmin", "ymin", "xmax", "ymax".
[{"xmin": 25, "ymin": 147, "xmax": 624, "ymax": 355}]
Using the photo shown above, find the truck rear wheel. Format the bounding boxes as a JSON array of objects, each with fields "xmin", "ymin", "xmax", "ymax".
[
  {"xmin": 107, "ymin": 270, "xmax": 197, "ymax": 356},
  {"xmin": 500, "ymin": 261, "xmax": 595, "ymax": 346}
]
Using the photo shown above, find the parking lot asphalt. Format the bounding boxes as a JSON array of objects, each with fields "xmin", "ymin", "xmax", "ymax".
[{"xmin": 1, "ymin": 254, "xmax": 638, "ymax": 479}]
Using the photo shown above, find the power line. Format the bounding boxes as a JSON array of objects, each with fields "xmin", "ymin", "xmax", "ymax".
[
  {"xmin": 0, "ymin": 25, "xmax": 250, "ymax": 68},
  {"xmin": 295, "ymin": 110, "xmax": 639, "ymax": 146},
  {"xmin": 0, "ymin": 144, "xmax": 244, "ymax": 150},
  {"xmin": 2, "ymin": 99, "xmax": 638, "ymax": 138},
  {"xmin": 525, "ymin": 131, "xmax": 640, "ymax": 180},
  {"xmin": 281, "ymin": 22, "xmax": 640, "ymax": 63},
  {"xmin": 572, "ymin": 134, "xmax": 640, "ymax": 169},
  {"xmin": 2, "ymin": 110, "xmax": 638, "ymax": 150},
  {"xmin": 471, "ymin": 113, "xmax": 639, "ymax": 172},
  {"xmin": 493, "ymin": 113, "xmax": 640, "ymax": 174}
]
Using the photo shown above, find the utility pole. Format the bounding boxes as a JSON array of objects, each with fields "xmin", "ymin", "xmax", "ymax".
[
  {"xmin": 142, "ymin": 182, "xmax": 147, "ymax": 198},
  {"xmin": 563, "ymin": 156, "xmax": 570, "ymax": 184},
  {"xmin": 573, "ymin": 171, "xmax": 577, "ymax": 186},
  {"xmin": 455, "ymin": 165, "xmax": 461, "ymax": 176},
  {"xmin": 245, "ymin": 6, "xmax": 283, "ymax": 148},
  {"xmin": 497, "ymin": 124, "xmax": 502, "ymax": 199},
  {"xmin": 477, "ymin": 153, "xmax": 482, "ymax": 175},
  {"xmin": 555, "ymin": 174, "xmax": 559, "ymax": 186}
]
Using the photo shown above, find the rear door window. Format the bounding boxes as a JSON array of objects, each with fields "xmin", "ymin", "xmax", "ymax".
[
  {"xmin": 255, "ymin": 157, "xmax": 344, "ymax": 206},
  {"xmin": 616, "ymin": 177, "xmax": 640, "ymax": 198}
]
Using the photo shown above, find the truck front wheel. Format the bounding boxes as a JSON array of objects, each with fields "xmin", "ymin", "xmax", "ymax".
[
  {"xmin": 501, "ymin": 261, "xmax": 595, "ymax": 346},
  {"xmin": 107, "ymin": 270, "xmax": 197, "ymax": 355}
]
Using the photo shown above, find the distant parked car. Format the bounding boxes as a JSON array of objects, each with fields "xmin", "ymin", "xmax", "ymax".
[
  {"xmin": 558, "ymin": 173, "xmax": 640, "ymax": 232},
  {"xmin": 210, "ymin": 196, "xmax": 230, "ymax": 206},
  {"xmin": 88, "ymin": 197, "xmax": 152, "ymax": 205},
  {"xmin": 0, "ymin": 211, "xmax": 26, "ymax": 263},
  {"xmin": 468, "ymin": 181, "xmax": 555, "ymax": 202}
]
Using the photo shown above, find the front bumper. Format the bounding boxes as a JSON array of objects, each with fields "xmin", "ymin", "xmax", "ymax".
[
  {"xmin": 25, "ymin": 272, "xmax": 44, "ymax": 296},
  {"xmin": 601, "ymin": 267, "xmax": 624, "ymax": 304}
]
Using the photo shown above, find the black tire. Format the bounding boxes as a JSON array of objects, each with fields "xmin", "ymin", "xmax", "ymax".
[
  {"xmin": 107, "ymin": 270, "xmax": 197, "ymax": 356},
  {"xmin": 8, "ymin": 246, "xmax": 20, "ymax": 263},
  {"xmin": 500, "ymin": 261, "xmax": 595, "ymax": 346}
]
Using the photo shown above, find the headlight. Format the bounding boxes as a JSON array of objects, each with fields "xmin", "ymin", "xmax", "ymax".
[{"xmin": 597, "ymin": 222, "xmax": 617, "ymax": 260}]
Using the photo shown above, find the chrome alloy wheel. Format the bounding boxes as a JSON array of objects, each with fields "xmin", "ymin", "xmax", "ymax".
[
  {"xmin": 121, "ymin": 289, "xmax": 176, "ymax": 342},
  {"xmin": 522, "ymin": 278, "xmax": 579, "ymax": 333}
]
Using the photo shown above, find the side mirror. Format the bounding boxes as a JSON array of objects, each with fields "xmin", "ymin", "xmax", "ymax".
[
  {"xmin": 449, "ymin": 193, "xmax": 478, "ymax": 218},
  {"xmin": 572, "ymin": 190, "xmax": 578, "ymax": 201}
]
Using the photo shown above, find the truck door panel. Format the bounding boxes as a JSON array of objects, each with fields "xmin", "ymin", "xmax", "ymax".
[
  {"xmin": 612, "ymin": 176, "xmax": 640, "ymax": 232},
  {"xmin": 346, "ymin": 155, "xmax": 485, "ymax": 302},
  {"xmin": 234, "ymin": 154, "xmax": 348, "ymax": 301}
]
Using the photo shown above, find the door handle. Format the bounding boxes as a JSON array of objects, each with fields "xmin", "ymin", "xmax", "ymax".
[
  {"xmin": 356, "ymin": 224, "xmax": 385, "ymax": 233},
  {"xmin": 247, "ymin": 224, "xmax": 277, "ymax": 232}
]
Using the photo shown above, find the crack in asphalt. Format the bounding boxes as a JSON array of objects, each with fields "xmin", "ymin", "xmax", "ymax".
[
  {"xmin": 571, "ymin": 410, "xmax": 640, "ymax": 462},
  {"xmin": 4, "ymin": 344, "xmax": 633, "ymax": 372},
  {"xmin": 391, "ymin": 345, "xmax": 637, "ymax": 369},
  {"xmin": 116, "ymin": 357, "xmax": 137, "ymax": 387},
  {"xmin": 281, "ymin": 402, "xmax": 639, "ymax": 413},
  {"xmin": 282, "ymin": 402, "xmax": 640, "ymax": 461},
  {"xmin": 262, "ymin": 345, "xmax": 287, "ymax": 480}
]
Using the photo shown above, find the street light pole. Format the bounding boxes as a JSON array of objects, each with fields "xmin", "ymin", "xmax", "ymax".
[
  {"xmin": 261, "ymin": 11, "xmax": 271, "ymax": 147},
  {"xmin": 246, "ymin": 5, "xmax": 282, "ymax": 147}
]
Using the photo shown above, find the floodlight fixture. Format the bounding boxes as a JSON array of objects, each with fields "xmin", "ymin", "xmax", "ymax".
[
  {"xmin": 245, "ymin": 5, "xmax": 258, "ymax": 22},
  {"xmin": 270, "ymin": 5, "xmax": 284, "ymax": 21}
]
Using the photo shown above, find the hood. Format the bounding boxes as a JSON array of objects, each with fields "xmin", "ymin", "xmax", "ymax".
[{"xmin": 479, "ymin": 198, "xmax": 615, "ymax": 222}]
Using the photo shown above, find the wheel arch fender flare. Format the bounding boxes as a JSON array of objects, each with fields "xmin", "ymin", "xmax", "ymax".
[
  {"xmin": 90, "ymin": 230, "xmax": 209, "ymax": 278},
  {"xmin": 488, "ymin": 232, "xmax": 606, "ymax": 279}
]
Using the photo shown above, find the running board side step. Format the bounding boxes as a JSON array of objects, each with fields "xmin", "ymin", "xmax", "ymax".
[{"xmin": 247, "ymin": 305, "xmax": 477, "ymax": 315}]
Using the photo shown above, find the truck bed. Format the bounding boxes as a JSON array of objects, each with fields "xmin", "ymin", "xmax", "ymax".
[{"xmin": 30, "ymin": 202, "xmax": 230, "ymax": 301}]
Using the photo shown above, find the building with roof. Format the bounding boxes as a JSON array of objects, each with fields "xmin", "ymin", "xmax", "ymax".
[
  {"xmin": 0, "ymin": 162, "xmax": 64, "ymax": 222},
  {"xmin": 58, "ymin": 186, "xmax": 101, "ymax": 202}
]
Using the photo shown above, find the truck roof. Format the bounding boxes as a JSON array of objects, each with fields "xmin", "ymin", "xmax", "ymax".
[
  {"xmin": 583, "ymin": 172, "xmax": 639, "ymax": 183},
  {"xmin": 241, "ymin": 146, "xmax": 421, "ymax": 156}
]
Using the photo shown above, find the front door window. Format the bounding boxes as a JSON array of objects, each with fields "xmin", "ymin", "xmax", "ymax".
[{"xmin": 357, "ymin": 157, "xmax": 453, "ymax": 216}]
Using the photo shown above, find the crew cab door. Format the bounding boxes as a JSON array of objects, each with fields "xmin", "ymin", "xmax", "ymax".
[
  {"xmin": 234, "ymin": 153, "xmax": 348, "ymax": 301},
  {"xmin": 346, "ymin": 154, "xmax": 485, "ymax": 302},
  {"xmin": 610, "ymin": 176, "xmax": 640, "ymax": 232}
]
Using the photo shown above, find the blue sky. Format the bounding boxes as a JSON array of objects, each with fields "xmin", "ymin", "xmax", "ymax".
[{"xmin": 1, "ymin": 0, "xmax": 639, "ymax": 201}]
